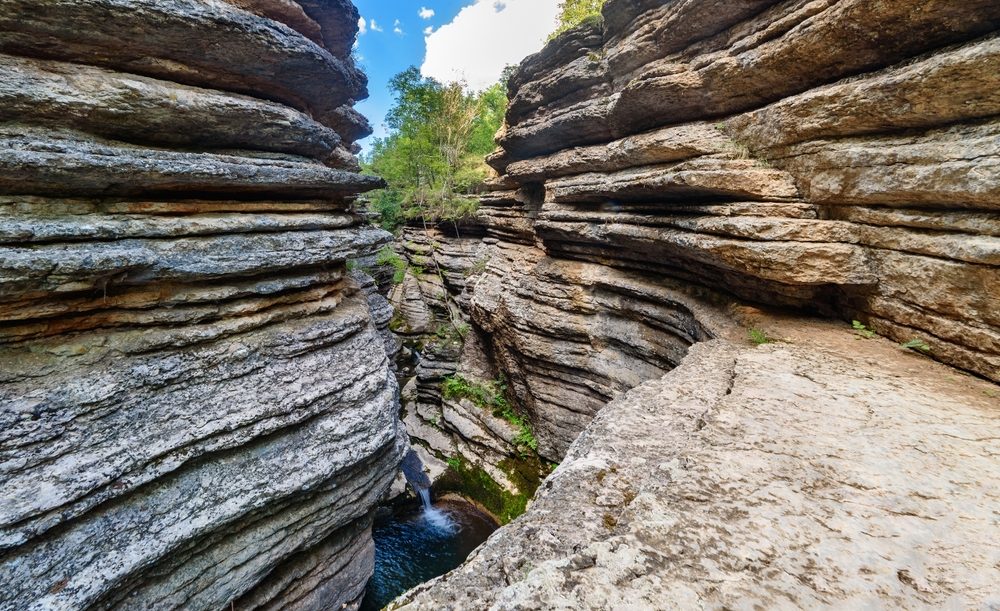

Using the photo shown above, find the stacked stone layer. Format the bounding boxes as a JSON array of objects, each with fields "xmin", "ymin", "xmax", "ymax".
[
  {"xmin": 390, "ymin": 1, "xmax": 1000, "ymax": 607},
  {"xmin": 458, "ymin": 0, "xmax": 1000, "ymax": 458},
  {"xmin": 397, "ymin": 319, "xmax": 1000, "ymax": 609},
  {"xmin": 0, "ymin": 1, "xmax": 404, "ymax": 610}
]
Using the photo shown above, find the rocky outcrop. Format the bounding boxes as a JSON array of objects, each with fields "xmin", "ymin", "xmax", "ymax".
[
  {"xmin": 455, "ymin": 0, "xmax": 1000, "ymax": 461},
  {"xmin": 0, "ymin": 2, "xmax": 405, "ymax": 610},
  {"xmin": 385, "ymin": 225, "xmax": 533, "ymax": 500},
  {"xmin": 395, "ymin": 317, "xmax": 1000, "ymax": 609},
  {"xmin": 390, "ymin": 0, "xmax": 1000, "ymax": 606}
]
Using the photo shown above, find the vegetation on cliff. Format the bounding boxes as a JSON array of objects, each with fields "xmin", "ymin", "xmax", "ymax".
[
  {"xmin": 442, "ymin": 374, "xmax": 538, "ymax": 456},
  {"xmin": 549, "ymin": 0, "xmax": 606, "ymax": 39},
  {"xmin": 362, "ymin": 67, "xmax": 506, "ymax": 231}
]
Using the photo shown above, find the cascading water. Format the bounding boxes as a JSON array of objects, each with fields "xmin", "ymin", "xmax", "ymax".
[
  {"xmin": 359, "ymin": 449, "xmax": 497, "ymax": 610},
  {"xmin": 401, "ymin": 449, "xmax": 457, "ymax": 532},
  {"xmin": 416, "ymin": 487, "xmax": 431, "ymax": 509}
]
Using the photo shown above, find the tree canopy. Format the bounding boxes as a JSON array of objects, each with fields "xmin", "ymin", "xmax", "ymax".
[
  {"xmin": 362, "ymin": 67, "xmax": 507, "ymax": 231},
  {"xmin": 550, "ymin": 0, "xmax": 607, "ymax": 40}
]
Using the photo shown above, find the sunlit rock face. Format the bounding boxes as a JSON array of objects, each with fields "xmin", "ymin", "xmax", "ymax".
[
  {"xmin": 391, "ymin": 0, "xmax": 1000, "ymax": 607},
  {"xmin": 0, "ymin": 1, "xmax": 406, "ymax": 609},
  {"xmin": 463, "ymin": 0, "xmax": 1000, "ymax": 459}
]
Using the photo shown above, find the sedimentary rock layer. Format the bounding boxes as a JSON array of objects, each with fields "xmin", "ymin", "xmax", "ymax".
[
  {"xmin": 0, "ymin": 1, "xmax": 401, "ymax": 610},
  {"xmin": 465, "ymin": 0, "xmax": 999, "ymax": 461},
  {"xmin": 393, "ymin": 1, "xmax": 1000, "ymax": 606},
  {"xmin": 396, "ymin": 319, "xmax": 1000, "ymax": 609}
]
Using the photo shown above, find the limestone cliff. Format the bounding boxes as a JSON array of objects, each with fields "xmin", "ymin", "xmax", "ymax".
[
  {"xmin": 390, "ymin": 0, "xmax": 1000, "ymax": 607},
  {"xmin": 0, "ymin": 1, "xmax": 405, "ymax": 609},
  {"xmin": 452, "ymin": 0, "xmax": 999, "ymax": 459}
]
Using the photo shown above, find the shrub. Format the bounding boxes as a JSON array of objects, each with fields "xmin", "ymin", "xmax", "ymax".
[
  {"xmin": 548, "ymin": 0, "xmax": 607, "ymax": 40},
  {"xmin": 375, "ymin": 245, "xmax": 407, "ymax": 284}
]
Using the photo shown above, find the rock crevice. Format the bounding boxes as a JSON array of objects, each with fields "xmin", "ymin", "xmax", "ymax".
[{"xmin": 389, "ymin": 0, "xmax": 1000, "ymax": 607}]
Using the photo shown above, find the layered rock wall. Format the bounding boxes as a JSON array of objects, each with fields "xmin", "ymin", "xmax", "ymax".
[
  {"xmin": 398, "ymin": 318, "xmax": 1000, "ymax": 609},
  {"xmin": 0, "ymin": 2, "xmax": 404, "ymax": 609},
  {"xmin": 393, "ymin": 0, "xmax": 1000, "ymax": 606},
  {"xmin": 468, "ymin": 0, "xmax": 1000, "ymax": 458}
]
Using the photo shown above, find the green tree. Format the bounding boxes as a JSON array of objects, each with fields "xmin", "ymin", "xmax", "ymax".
[
  {"xmin": 362, "ymin": 68, "xmax": 507, "ymax": 231},
  {"xmin": 549, "ymin": 0, "xmax": 606, "ymax": 40}
]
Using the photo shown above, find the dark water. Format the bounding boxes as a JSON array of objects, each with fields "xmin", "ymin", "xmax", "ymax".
[{"xmin": 360, "ymin": 498, "xmax": 498, "ymax": 611}]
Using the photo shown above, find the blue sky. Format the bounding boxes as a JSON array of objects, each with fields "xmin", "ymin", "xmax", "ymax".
[{"xmin": 352, "ymin": 0, "xmax": 561, "ymax": 155}]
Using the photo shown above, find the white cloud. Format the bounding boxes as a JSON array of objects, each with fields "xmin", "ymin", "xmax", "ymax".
[
  {"xmin": 357, "ymin": 16, "xmax": 366, "ymax": 35},
  {"xmin": 423, "ymin": 25, "xmax": 434, "ymax": 36},
  {"xmin": 393, "ymin": 19, "xmax": 404, "ymax": 35},
  {"xmin": 418, "ymin": 7, "xmax": 435, "ymax": 19},
  {"xmin": 421, "ymin": 0, "xmax": 560, "ymax": 90},
  {"xmin": 369, "ymin": 19, "xmax": 383, "ymax": 32}
]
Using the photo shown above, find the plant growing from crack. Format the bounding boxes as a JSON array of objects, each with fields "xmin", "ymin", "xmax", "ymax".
[
  {"xmin": 852, "ymin": 320, "xmax": 877, "ymax": 339},
  {"xmin": 375, "ymin": 245, "xmax": 408, "ymax": 284},
  {"xmin": 748, "ymin": 328, "xmax": 774, "ymax": 346},
  {"xmin": 900, "ymin": 338, "xmax": 931, "ymax": 353},
  {"xmin": 442, "ymin": 374, "xmax": 538, "ymax": 456},
  {"xmin": 465, "ymin": 255, "xmax": 490, "ymax": 277}
]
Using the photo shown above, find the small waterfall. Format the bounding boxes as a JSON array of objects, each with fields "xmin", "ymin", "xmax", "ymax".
[
  {"xmin": 400, "ymin": 449, "xmax": 456, "ymax": 532},
  {"xmin": 401, "ymin": 449, "xmax": 432, "ymax": 499},
  {"xmin": 416, "ymin": 487, "xmax": 432, "ymax": 510}
]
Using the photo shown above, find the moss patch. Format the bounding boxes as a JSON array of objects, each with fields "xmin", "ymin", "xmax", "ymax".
[{"xmin": 435, "ymin": 453, "xmax": 546, "ymax": 524}]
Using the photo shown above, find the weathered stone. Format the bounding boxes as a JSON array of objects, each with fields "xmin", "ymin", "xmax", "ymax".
[
  {"xmin": 0, "ymin": 127, "xmax": 382, "ymax": 199},
  {"xmin": 544, "ymin": 158, "xmax": 801, "ymax": 203},
  {"xmin": 471, "ymin": 0, "xmax": 1000, "ymax": 391},
  {"xmin": 0, "ymin": 55, "xmax": 346, "ymax": 161},
  {"xmin": 0, "ymin": 0, "xmax": 370, "ymax": 139},
  {"xmin": 391, "ymin": 2, "xmax": 1000, "ymax": 605},
  {"xmin": 728, "ymin": 34, "xmax": 1000, "ymax": 149},
  {"xmin": 778, "ymin": 121, "xmax": 1000, "ymax": 209},
  {"xmin": 0, "ymin": 1, "xmax": 404, "ymax": 610},
  {"xmin": 397, "ymin": 324, "xmax": 1000, "ymax": 609}
]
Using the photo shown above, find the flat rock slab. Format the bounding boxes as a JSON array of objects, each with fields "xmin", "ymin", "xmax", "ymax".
[{"xmin": 395, "ymin": 317, "xmax": 1000, "ymax": 609}]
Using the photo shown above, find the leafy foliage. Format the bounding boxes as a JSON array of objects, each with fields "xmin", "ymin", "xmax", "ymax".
[
  {"xmin": 748, "ymin": 328, "xmax": 774, "ymax": 346},
  {"xmin": 852, "ymin": 320, "xmax": 878, "ymax": 339},
  {"xmin": 442, "ymin": 374, "xmax": 508, "ymax": 411},
  {"xmin": 442, "ymin": 374, "xmax": 537, "ymax": 456},
  {"xmin": 374, "ymin": 245, "xmax": 407, "ymax": 284},
  {"xmin": 549, "ymin": 0, "xmax": 606, "ymax": 40},
  {"xmin": 901, "ymin": 338, "xmax": 932, "ymax": 353},
  {"xmin": 362, "ymin": 67, "xmax": 507, "ymax": 231}
]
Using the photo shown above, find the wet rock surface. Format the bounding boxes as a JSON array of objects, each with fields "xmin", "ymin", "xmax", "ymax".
[{"xmin": 0, "ymin": 1, "xmax": 403, "ymax": 610}]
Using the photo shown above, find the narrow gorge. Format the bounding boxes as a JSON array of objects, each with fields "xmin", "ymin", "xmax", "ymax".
[{"xmin": 1, "ymin": 0, "xmax": 998, "ymax": 610}]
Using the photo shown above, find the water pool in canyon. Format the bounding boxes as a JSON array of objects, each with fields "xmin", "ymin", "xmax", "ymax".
[{"xmin": 360, "ymin": 496, "xmax": 498, "ymax": 610}]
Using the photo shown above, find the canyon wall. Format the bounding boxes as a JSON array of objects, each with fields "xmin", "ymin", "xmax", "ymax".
[
  {"xmin": 0, "ymin": 1, "xmax": 405, "ymax": 609},
  {"xmin": 396, "ymin": 0, "xmax": 1000, "ymax": 470},
  {"xmin": 465, "ymin": 0, "xmax": 999, "ymax": 458},
  {"xmin": 393, "ymin": 0, "xmax": 1000, "ymax": 607}
]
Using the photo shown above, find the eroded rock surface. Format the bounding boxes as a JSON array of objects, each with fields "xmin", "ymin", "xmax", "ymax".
[
  {"xmin": 396, "ymin": 320, "xmax": 1000, "ymax": 609},
  {"xmin": 0, "ymin": 2, "xmax": 403, "ymax": 610},
  {"xmin": 390, "ymin": 0, "xmax": 1000, "ymax": 607},
  {"xmin": 461, "ymin": 0, "xmax": 1000, "ymax": 461}
]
